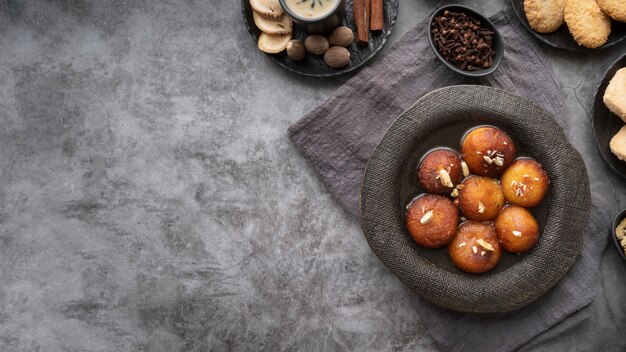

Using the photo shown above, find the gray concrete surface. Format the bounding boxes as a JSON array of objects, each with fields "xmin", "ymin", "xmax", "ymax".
[{"xmin": 0, "ymin": 0, "xmax": 624, "ymax": 351}]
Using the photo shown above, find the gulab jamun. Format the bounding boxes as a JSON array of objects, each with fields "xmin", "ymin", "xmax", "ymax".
[
  {"xmin": 448, "ymin": 221, "xmax": 502, "ymax": 274},
  {"xmin": 406, "ymin": 194, "xmax": 459, "ymax": 249},
  {"xmin": 461, "ymin": 126, "xmax": 517, "ymax": 177},
  {"xmin": 417, "ymin": 148, "xmax": 463, "ymax": 195},
  {"xmin": 458, "ymin": 176, "xmax": 505, "ymax": 221},
  {"xmin": 500, "ymin": 158, "xmax": 549, "ymax": 207},
  {"xmin": 495, "ymin": 205, "xmax": 539, "ymax": 253}
]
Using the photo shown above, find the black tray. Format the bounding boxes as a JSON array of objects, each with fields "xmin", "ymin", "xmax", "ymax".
[
  {"xmin": 510, "ymin": 0, "xmax": 626, "ymax": 51},
  {"xmin": 241, "ymin": 0, "xmax": 398, "ymax": 77},
  {"xmin": 592, "ymin": 54, "xmax": 626, "ymax": 179}
]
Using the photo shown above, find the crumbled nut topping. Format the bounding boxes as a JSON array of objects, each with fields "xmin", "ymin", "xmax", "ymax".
[
  {"xmin": 420, "ymin": 210, "xmax": 433, "ymax": 224},
  {"xmin": 460, "ymin": 216, "xmax": 466, "ymax": 221},
  {"xmin": 493, "ymin": 156, "xmax": 504, "ymax": 167},
  {"xmin": 459, "ymin": 242, "xmax": 466, "ymax": 247},
  {"xmin": 439, "ymin": 169, "xmax": 454, "ymax": 188},
  {"xmin": 472, "ymin": 245, "xmax": 478, "ymax": 254},
  {"xmin": 451, "ymin": 188, "xmax": 460, "ymax": 198},
  {"xmin": 511, "ymin": 180, "xmax": 527, "ymax": 198},
  {"xmin": 483, "ymin": 155, "xmax": 493, "ymax": 164},
  {"xmin": 480, "ymin": 251, "xmax": 486, "ymax": 256},
  {"xmin": 461, "ymin": 161, "xmax": 470, "ymax": 177},
  {"xmin": 476, "ymin": 238, "xmax": 494, "ymax": 251},
  {"xmin": 512, "ymin": 230, "xmax": 522, "ymax": 237}
]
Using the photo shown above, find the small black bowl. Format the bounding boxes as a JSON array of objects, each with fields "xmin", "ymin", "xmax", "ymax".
[
  {"xmin": 611, "ymin": 209, "xmax": 626, "ymax": 263},
  {"xmin": 427, "ymin": 5, "xmax": 504, "ymax": 77}
]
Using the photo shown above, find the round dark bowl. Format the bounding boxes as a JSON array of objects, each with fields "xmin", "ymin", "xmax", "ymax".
[
  {"xmin": 360, "ymin": 85, "xmax": 590, "ymax": 313},
  {"xmin": 592, "ymin": 53, "xmax": 626, "ymax": 179},
  {"xmin": 509, "ymin": 0, "xmax": 626, "ymax": 51},
  {"xmin": 610, "ymin": 209, "xmax": 626, "ymax": 263},
  {"xmin": 427, "ymin": 5, "xmax": 504, "ymax": 78}
]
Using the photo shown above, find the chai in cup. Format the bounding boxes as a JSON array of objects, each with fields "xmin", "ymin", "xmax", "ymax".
[
  {"xmin": 280, "ymin": 0, "xmax": 345, "ymax": 33},
  {"xmin": 283, "ymin": 0, "xmax": 339, "ymax": 19}
]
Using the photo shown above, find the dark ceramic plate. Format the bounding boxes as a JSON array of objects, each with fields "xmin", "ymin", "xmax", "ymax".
[
  {"xmin": 510, "ymin": 0, "xmax": 626, "ymax": 51},
  {"xmin": 360, "ymin": 85, "xmax": 590, "ymax": 313},
  {"xmin": 592, "ymin": 54, "xmax": 626, "ymax": 179},
  {"xmin": 241, "ymin": 0, "xmax": 398, "ymax": 77}
]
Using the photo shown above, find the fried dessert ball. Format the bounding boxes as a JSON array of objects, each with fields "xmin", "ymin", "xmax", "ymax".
[
  {"xmin": 501, "ymin": 158, "xmax": 550, "ymax": 207},
  {"xmin": 406, "ymin": 194, "xmax": 459, "ymax": 249},
  {"xmin": 417, "ymin": 148, "xmax": 463, "ymax": 195},
  {"xmin": 448, "ymin": 221, "xmax": 502, "ymax": 274},
  {"xmin": 495, "ymin": 205, "xmax": 540, "ymax": 253},
  {"xmin": 461, "ymin": 126, "xmax": 517, "ymax": 177},
  {"xmin": 458, "ymin": 176, "xmax": 505, "ymax": 221}
]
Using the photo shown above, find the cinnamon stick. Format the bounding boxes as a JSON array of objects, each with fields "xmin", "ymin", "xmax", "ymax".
[
  {"xmin": 354, "ymin": 0, "xmax": 370, "ymax": 44},
  {"xmin": 370, "ymin": 0, "xmax": 383, "ymax": 31}
]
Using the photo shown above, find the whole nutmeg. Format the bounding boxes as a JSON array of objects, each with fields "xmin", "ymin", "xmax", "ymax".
[
  {"xmin": 329, "ymin": 26, "xmax": 354, "ymax": 47},
  {"xmin": 286, "ymin": 39, "xmax": 305, "ymax": 61},
  {"xmin": 304, "ymin": 35, "xmax": 329, "ymax": 55},
  {"xmin": 324, "ymin": 46, "xmax": 350, "ymax": 68}
]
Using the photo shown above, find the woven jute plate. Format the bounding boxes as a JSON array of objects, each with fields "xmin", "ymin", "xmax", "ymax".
[{"xmin": 360, "ymin": 85, "xmax": 590, "ymax": 313}]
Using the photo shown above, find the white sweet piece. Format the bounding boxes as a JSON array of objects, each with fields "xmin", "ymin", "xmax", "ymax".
[{"xmin": 610, "ymin": 126, "xmax": 626, "ymax": 162}]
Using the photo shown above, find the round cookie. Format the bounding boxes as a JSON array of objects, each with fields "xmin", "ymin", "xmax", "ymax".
[
  {"xmin": 598, "ymin": 0, "xmax": 626, "ymax": 23},
  {"xmin": 524, "ymin": 0, "xmax": 566, "ymax": 33},
  {"xmin": 564, "ymin": 0, "xmax": 611, "ymax": 49},
  {"xmin": 458, "ymin": 176, "xmax": 505, "ymax": 221},
  {"xmin": 417, "ymin": 148, "xmax": 463, "ymax": 196},
  {"xmin": 495, "ymin": 205, "xmax": 540, "ymax": 253},
  {"xmin": 448, "ymin": 221, "xmax": 502, "ymax": 274},
  {"xmin": 461, "ymin": 126, "xmax": 516, "ymax": 178},
  {"xmin": 406, "ymin": 194, "xmax": 459, "ymax": 249},
  {"xmin": 501, "ymin": 158, "xmax": 550, "ymax": 208}
]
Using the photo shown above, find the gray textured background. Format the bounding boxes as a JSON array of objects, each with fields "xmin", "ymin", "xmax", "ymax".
[{"xmin": 0, "ymin": 0, "xmax": 624, "ymax": 351}]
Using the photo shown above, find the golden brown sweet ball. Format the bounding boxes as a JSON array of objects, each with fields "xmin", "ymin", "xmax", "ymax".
[
  {"xmin": 495, "ymin": 205, "xmax": 540, "ymax": 253},
  {"xmin": 500, "ymin": 158, "xmax": 550, "ymax": 207},
  {"xmin": 406, "ymin": 194, "xmax": 459, "ymax": 249},
  {"xmin": 460, "ymin": 126, "xmax": 517, "ymax": 177},
  {"xmin": 458, "ymin": 176, "xmax": 505, "ymax": 221},
  {"xmin": 448, "ymin": 221, "xmax": 502, "ymax": 274},
  {"xmin": 417, "ymin": 148, "xmax": 463, "ymax": 195}
]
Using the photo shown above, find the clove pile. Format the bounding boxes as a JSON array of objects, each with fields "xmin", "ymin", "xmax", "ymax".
[{"xmin": 431, "ymin": 10, "xmax": 496, "ymax": 71}]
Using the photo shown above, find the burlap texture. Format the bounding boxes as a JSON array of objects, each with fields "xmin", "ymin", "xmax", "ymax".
[{"xmin": 360, "ymin": 85, "xmax": 590, "ymax": 313}]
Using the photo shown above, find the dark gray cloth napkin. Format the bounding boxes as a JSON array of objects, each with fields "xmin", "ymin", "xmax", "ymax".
[{"xmin": 287, "ymin": 6, "xmax": 611, "ymax": 352}]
